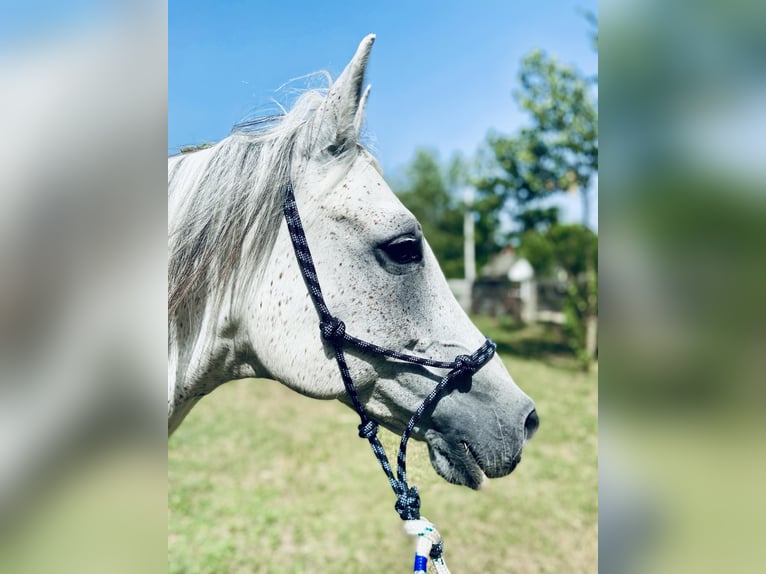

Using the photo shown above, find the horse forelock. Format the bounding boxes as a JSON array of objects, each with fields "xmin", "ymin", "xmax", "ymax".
[{"xmin": 167, "ymin": 86, "xmax": 365, "ymax": 323}]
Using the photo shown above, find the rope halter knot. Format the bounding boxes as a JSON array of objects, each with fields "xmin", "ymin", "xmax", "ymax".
[
  {"xmin": 395, "ymin": 485, "xmax": 421, "ymax": 521},
  {"xmin": 357, "ymin": 419, "xmax": 379, "ymax": 439},
  {"xmin": 319, "ymin": 316, "xmax": 346, "ymax": 344},
  {"xmin": 453, "ymin": 354, "xmax": 479, "ymax": 375}
]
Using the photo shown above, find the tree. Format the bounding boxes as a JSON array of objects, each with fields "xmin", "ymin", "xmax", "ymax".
[
  {"xmin": 478, "ymin": 47, "xmax": 599, "ymax": 369},
  {"xmin": 479, "ymin": 50, "xmax": 597, "ymax": 226}
]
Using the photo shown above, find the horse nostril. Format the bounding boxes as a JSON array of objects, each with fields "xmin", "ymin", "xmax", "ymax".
[{"xmin": 524, "ymin": 409, "xmax": 539, "ymax": 441}]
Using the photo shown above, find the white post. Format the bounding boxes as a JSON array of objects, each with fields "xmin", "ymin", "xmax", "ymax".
[
  {"xmin": 520, "ymin": 278, "xmax": 538, "ymax": 323},
  {"xmin": 462, "ymin": 187, "xmax": 476, "ymax": 311},
  {"xmin": 510, "ymin": 258, "xmax": 537, "ymax": 324}
]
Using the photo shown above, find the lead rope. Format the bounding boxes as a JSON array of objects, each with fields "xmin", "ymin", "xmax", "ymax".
[{"xmin": 283, "ymin": 182, "xmax": 495, "ymax": 573}]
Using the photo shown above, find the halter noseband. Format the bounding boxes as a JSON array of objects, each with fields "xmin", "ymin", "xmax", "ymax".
[{"xmin": 283, "ymin": 182, "xmax": 496, "ymax": 571}]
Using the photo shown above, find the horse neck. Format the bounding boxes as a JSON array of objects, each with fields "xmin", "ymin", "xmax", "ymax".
[
  {"xmin": 167, "ymin": 282, "xmax": 261, "ymax": 433},
  {"xmin": 167, "ymin": 137, "xmax": 291, "ymax": 432}
]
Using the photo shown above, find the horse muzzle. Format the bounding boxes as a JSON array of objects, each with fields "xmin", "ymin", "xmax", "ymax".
[{"xmin": 425, "ymin": 398, "xmax": 539, "ymax": 490}]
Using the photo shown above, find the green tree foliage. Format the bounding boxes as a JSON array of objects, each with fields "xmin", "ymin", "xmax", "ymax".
[
  {"xmin": 548, "ymin": 224, "xmax": 598, "ymax": 279},
  {"xmin": 479, "ymin": 49, "xmax": 597, "ymax": 225},
  {"xmin": 517, "ymin": 229, "xmax": 557, "ymax": 277},
  {"xmin": 478, "ymin": 47, "xmax": 598, "ymax": 369},
  {"xmin": 550, "ymin": 225, "xmax": 598, "ymax": 369},
  {"xmin": 515, "ymin": 206, "xmax": 560, "ymax": 233},
  {"xmin": 518, "ymin": 224, "xmax": 598, "ymax": 281},
  {"xmin": 518, "ymin": 224, "xmax": 598, "ymax": 369}
]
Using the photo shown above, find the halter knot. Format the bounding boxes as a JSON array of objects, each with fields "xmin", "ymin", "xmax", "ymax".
[
  {"xmin": 395, "ymin": 485, "xmax": 421, "ymax": 521},
  {"xmin": 320, "ymin": 317, "xmax": 346, "ymax": 344},
  {"xmin": 357, "ymin": 419, "xmax": 379, "ymax": 439},
  {"xmin": 453, "ymin": 354, "xmax": 478, "ymax": 374}
]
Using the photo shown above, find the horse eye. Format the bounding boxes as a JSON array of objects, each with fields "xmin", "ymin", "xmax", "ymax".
[
  {"xmin": 381, "ymin": 236, "xmax": 423, "ymax": 265},
  {"xmin": 325, "ymin": 141, "xmax": 347, "ymax": 156}
]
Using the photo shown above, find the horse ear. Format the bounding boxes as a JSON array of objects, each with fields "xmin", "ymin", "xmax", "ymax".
[
  {"xmin": 354, "ymin": 84, "xmax": 372, "ymax": 135},
  {"xmin": 319, "ymin": 34, "xmax": 375, "ymax": 149}
]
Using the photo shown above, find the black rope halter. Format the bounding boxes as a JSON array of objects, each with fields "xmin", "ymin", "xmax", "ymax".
[{"xmin": 283, "ymin": 182, "xmax": 496, "ymax": 558}]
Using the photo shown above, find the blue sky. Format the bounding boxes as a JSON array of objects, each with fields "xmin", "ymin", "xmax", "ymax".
[{"xmin": 169, "ymin": 1, "xmax": 597, "ymax": 226}]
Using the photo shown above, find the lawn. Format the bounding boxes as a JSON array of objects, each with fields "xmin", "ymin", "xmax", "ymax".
[{"xmin": 168, "ymin": 320, "xmax": 597, "ymax": 573}]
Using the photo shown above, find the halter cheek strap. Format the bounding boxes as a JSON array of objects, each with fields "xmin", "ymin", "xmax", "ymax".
[{"xmin": 283, "ymin": 182, "xmax": 496, "ymax": 573}]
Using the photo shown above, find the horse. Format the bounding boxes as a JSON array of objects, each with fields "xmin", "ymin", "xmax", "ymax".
[{"xmin": 168, "ymin": 34, "xmax": 537, "ymax": 499}]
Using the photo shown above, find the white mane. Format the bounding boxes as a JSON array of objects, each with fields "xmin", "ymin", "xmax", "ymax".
[{"xmin": 168, "ymin": 87, "xmax": 362, "ymax": 321}]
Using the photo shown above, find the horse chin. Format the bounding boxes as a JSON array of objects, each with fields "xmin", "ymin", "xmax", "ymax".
[{"xmin": 425, "ymin": 430, "xmax": 489, "ymax": 490}]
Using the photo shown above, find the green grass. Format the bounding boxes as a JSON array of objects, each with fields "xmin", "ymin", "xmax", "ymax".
[{"xmin": 169, "ymin": 336, "xmax": 597, "ymax": 573}]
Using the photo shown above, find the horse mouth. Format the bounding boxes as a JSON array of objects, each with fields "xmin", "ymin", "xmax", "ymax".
[
  {"xmin": 424, "ymin": 430, "xmax": 522, "ymax": 490},
  {"xmin": 420, "ymin": 431, "xmax": 505, "ymax": 490}
]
